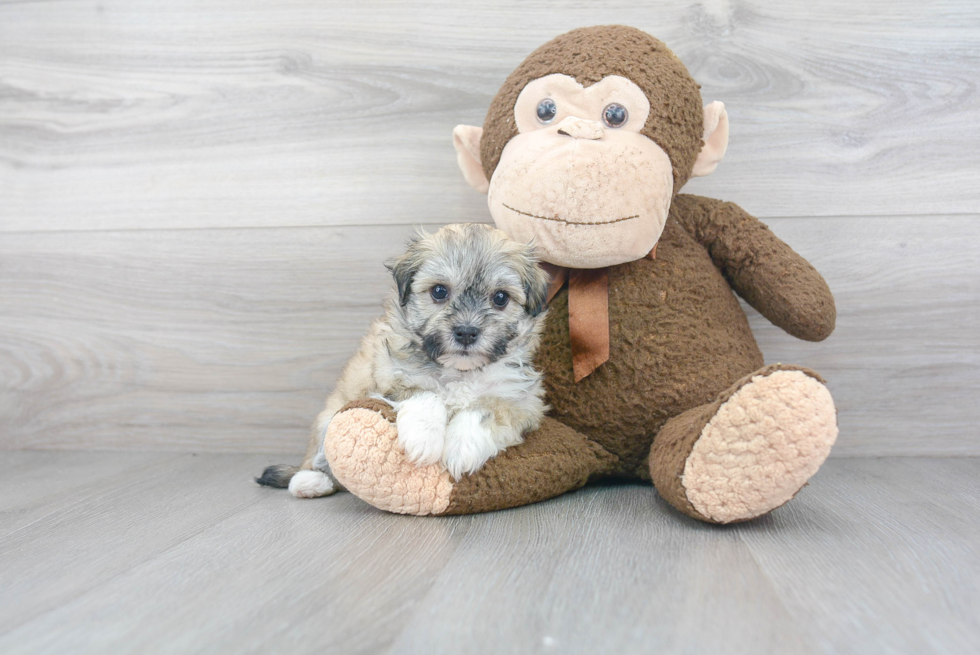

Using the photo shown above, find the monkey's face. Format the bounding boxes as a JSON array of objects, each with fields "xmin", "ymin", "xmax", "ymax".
[
  {"xmin": 487, "ymin": 74, "xmax": 673, "ymax": 269},
  {"xmin": 453, "ymin": 27, "xmax": 729, "ymax": 269}
]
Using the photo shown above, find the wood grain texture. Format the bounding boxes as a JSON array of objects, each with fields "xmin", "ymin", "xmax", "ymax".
[
  {"xmin": 2, "ymin": 217, "xmax": 978, "ymax": 456},
  {"xmin": 1, "ymin": 1, "xmax": 978, "ymax": 457},
  {"xmin": 1, "ymin": 0, "xmax": 978, "ymax": 233},
  {"xmin": 389, "ymin": 485, "xmax": 813, "ymax": 655},
  {"xmin": 740, "ymin": 458, "xmax": 980, "ymax": 655},
  {"xmin": 0, "ymin": 453, "xmax": 976, "ymax": 654},
  {"xmin": 0, "ymin": 453, "xmax": 276, "ymax": 634},
  {"xmin": 0, "ymin": 450, "xmax": 162, "ymax": 536}
]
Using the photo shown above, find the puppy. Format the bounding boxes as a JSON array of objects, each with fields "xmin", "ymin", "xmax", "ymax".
[{"xmin": 256, "ymin": 223, "xmax": 550, "ymax": 498}]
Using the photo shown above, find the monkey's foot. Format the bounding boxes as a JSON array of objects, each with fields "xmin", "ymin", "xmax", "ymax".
[
  {"xmin": 651, "ymin": 365, "xmax": 838, "ymax": 524},
  {"xmin": 325, "ymin": 399, "xmax": 454, "ymax": 516},
  {"xmin": 325, "ymin": 400, "xmax": 617, "ymax": 516}
]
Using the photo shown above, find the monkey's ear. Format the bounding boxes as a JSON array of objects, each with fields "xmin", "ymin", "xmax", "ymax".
[
  {"xmin": 691, "ymin": 101, "xmax": 729, "ymax": 178},
  {"xmin": 452, "ymin": 125, "xmax": 490, "ymax": 194}
]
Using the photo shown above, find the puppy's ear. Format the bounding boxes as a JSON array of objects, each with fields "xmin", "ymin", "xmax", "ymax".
[
  {"xmin": 386, "ymin": 236, "xmax": 425, "ymax": 306},
  {"xmin": 520, "ymin": 245, "xmax": 550, "ymax": 317}
]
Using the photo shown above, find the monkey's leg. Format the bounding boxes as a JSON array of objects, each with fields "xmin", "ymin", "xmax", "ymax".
[
  {"xmin": 324, "ymin": 399, "xmax": 617, "ymax": 516},
  {"xmin": 650, "ymin": 364, "xmax": 838, "ymax": 524}
]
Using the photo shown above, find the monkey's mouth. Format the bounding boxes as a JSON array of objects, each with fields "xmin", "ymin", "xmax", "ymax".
[{"xmin": 502, "ymin": 203, "xmax": 639, "ymax": 227}]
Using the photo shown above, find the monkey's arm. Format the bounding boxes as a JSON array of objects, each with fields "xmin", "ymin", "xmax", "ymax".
[{"xmin": 672, "ymin": 194, "xmax": 836, "ymax": 342}]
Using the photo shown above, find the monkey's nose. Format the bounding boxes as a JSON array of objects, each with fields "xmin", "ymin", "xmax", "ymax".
[
  {"xmin": 556, "ymin": 116, "xmax": 604, "ymax": 140},
  {"xmin": 453, "ymin": 325, "xmax": 481, "ymax": 346}
]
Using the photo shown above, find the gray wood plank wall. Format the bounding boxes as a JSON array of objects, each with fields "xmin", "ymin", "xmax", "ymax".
[{"xmin": 2, "ymin": 0, "xmax": 978, "ymax": 455}]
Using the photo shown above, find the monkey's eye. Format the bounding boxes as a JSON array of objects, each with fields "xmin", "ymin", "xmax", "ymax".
[
  {"xmin": 491, "ymin": 290, "xmax": 510, "ymax": 308},
  {"xmin": 430, "ymin": 285, "xmax": 449, "ymax": 302},
  {"xmin": 602, "ymin": 103, "xmax": 628, "ymax": 128},
  {"xmin": 536, "ymin": 98, "xmax": 557, "ymax": 124}
]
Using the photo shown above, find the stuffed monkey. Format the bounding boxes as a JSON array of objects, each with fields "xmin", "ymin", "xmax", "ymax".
[{"xmin": 318, "ymin": 25, "xmax": 839, "ymax": 523}]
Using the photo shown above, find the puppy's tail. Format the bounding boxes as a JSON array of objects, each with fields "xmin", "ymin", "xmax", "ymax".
[{"xmin": 255, "ymin": 464, "xmax": 300, "ymax": 489}]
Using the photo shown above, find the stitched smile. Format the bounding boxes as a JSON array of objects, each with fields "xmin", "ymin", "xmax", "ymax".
[{"xmin": 502, "ymin": 203, "xmax": 639, "ymax": 226}]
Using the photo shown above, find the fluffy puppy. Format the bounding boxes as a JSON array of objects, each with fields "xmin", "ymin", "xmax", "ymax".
[{"xmin": 256, "ymin": 223, "xmax": 550, "ymax": 498}]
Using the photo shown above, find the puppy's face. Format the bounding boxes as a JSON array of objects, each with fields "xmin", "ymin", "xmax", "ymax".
[{"xmin": 389, "ymin": 224, "xmax": 549, "ymax": 371}]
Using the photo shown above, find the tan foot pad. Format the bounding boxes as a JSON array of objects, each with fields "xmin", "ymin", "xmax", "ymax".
[
  {"xmin": 683, "ymin": 370, "xmax": 838, "ymax": 523},
  {"xmin": 325, "ymin": 407, "xmax": 453, "ymax": 516}
]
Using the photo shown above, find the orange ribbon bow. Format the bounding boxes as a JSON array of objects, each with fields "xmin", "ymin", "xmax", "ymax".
[{"xmin": 541, "ymin": 244, "xmax": 657, "ymax": 382}]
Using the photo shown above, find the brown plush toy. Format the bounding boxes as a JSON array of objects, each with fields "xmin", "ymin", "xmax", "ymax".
[{"xmin": 322, "ymin": 25, "xmax": 839, "ymax": 523}]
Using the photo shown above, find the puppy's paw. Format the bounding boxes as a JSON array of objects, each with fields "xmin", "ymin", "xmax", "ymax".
[
  {"xmin": 288, "ymin": 470, "xmax": 337, "ymax": 498},
  {"xmin": 443, "ymin": 410, "xmax": 502, "ymax": 480},
  {"xmin": 396, "ymin": 393, "xmax": 448, "ymax": 466}
]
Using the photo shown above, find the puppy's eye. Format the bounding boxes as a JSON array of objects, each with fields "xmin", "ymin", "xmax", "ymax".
[
  {"xmin": 536, "ymin": 98, "xmax": 557, "ymax": 124},
  {"xmin": 602, "ymin": 103, "xmax": 628, "ymax": 128},
  {"xmin": 430, "ymin": 285, "xmax": 449, "ymax": 302},
  {"xmin": 492, "ymin": 290, "xmax": 510, "ymax": 308}
]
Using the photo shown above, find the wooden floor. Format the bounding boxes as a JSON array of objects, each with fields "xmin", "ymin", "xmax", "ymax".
[{"xmin": 0, "ymin": 452, "xmax": 976, "ymax": 655}]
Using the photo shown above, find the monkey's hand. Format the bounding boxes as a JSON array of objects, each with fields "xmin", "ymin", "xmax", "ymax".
[
  {"xmin": 395, "ymin": 392, "xmax": 448, "ymax": 466},
  {"xmin": 674, "ymin": 194, "xmax": 836, "ymax": 342}
]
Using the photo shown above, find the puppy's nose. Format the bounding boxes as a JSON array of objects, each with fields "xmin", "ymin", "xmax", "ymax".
[{"xmin": 453, "ymin": 325, "xmax": 480, "ymax": 346}]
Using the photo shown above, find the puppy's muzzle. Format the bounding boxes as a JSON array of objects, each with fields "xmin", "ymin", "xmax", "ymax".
[{"xmin": 453, "ymin": 324, "xmax": 481, "ymax": 346}]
